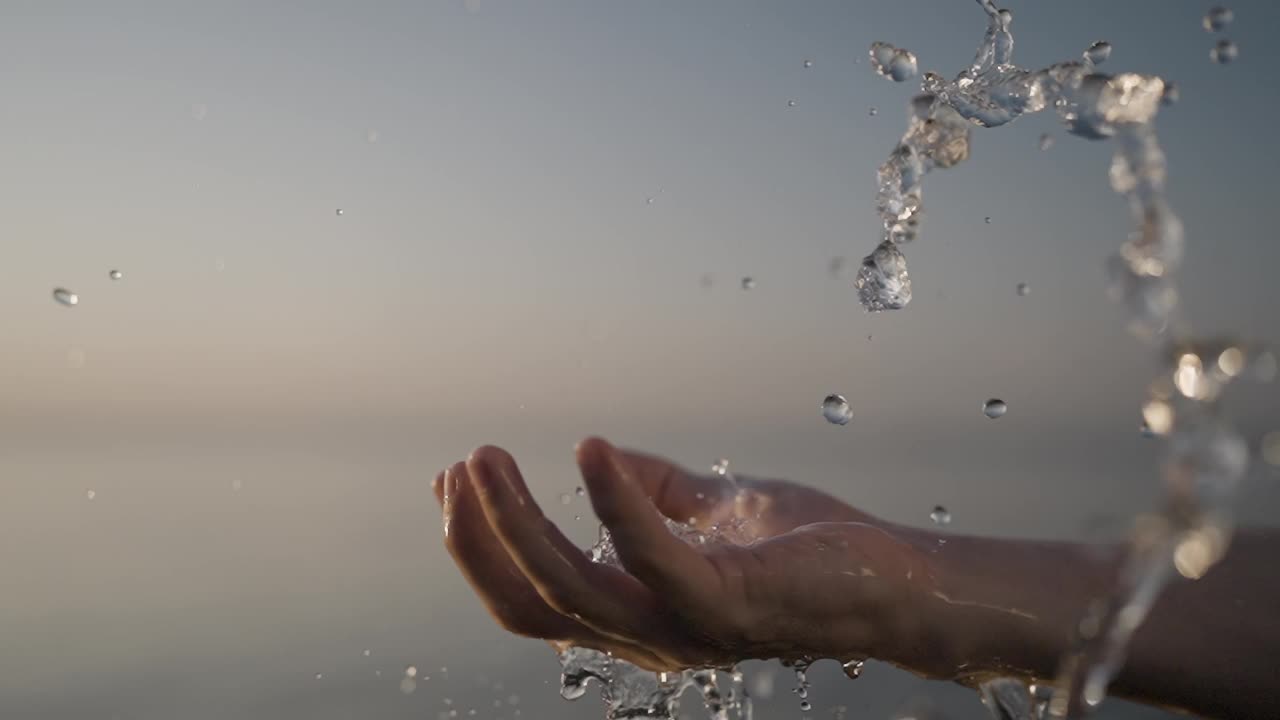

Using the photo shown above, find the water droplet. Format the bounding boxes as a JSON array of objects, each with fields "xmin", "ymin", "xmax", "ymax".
[
  {"xmin": 1161, "ymin": 82, "xmax": 1180, "ymax": 106},
  {"xmin": 400, "ymin": 677, "xmax": 417, "ymax": 694},
  {"xmin": 741, "ymin": 277, "xmax": 756, "ymax": 290},
  {"xmin": 85, "ymin": 489, "xmax": 96, "ymax": 500},
  {"xmin": 803, "ymin": 59, "xmax": 813, "ymax": 68},
  {"xmin": 314, "ymin": 673, "xmax": 323, "ymax": 680},
  {"xmin": 1038, "ymin": 133, "xmax": 1055, "ymax": 151},
  {"xmin": 335, "ymin": 208, "xmax": 345, "ymax": 216},
  {"xmin": 711, "ymin": 458, "xmax": 730, "ymax": 477},
  {"xmin": 575, "ymin": 486, "xmax": 585, "ymax": 496},
  {"xmin": 834, "ymin": 659, "xmax": 862, "ymax": 680},
  {"xmin": 559, "ymin": 493, "xmax": 572, "ymax": 505},
  {"xmin": 1084, "ymin": 41, "xmax": 1112, "ymax": 65},
  {"xmin": 1203, "ymin": 6, "xmax": 1233, "ymax": 32},
  {"xmin": 1016, "ymin": 282, "xmax": 1030, "ymax": 296},
  {"xmin": 983, "ymin": 399, "xmax": 1008, "ymax": 419},
  {"xmin": 855, "ymin": 241, "xmax": 911, "ymax": 312},
  {"xmin": 800, "ymin": 700, "xmax": 812, "ymax": 711},
  {"xmin": 52, "ymin": 288, "xmax": 79, "ymax": 306},
  {"xmin": 108, "ymin": 269, "xmax": 123, "ymax": 280},
  {"xmin": 869, "ymin": 42, "xmax": 918, "ymax": 82},
  {"xmin": 822, "ymin": 394, "xmax": 853, "ymax": 426},
  {"xmin": 930, "ymin": 505, "xmax": 951, "ymax": 525},
  {"xmin": 405, "ymin": 665, "xmax": 418, "ymax": 678},
  {"xmin": 787, "ymin": 99, "xmax": 797, "ymax": 108},
  {"xmin": 984, "ymin": 216, "xmax": 992, "ymax": 224},
  {"xmin": 1210, "ymin": 39, "xmax": 1238, "ymax": 64},
  {"xmin": 362, "ymin": 649, "xmax": 371, "ymax": 657},
  {"xmin": 868, "ymin": 107, "xmax": 877, "ymax": 116}
]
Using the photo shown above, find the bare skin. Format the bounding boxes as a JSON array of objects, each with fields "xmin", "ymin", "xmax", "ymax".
[{"xmin": 434, "ymin": 437, "xmax": 1279, "ymax": 719}]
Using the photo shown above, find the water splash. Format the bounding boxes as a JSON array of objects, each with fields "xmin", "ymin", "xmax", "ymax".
[
  {"xmin": 855, "ymin": 2, "xmax": 1274, "ymax": 717},
  {"xmin": 980, "ymin": 677, "xmax": 1040, "ymax": 720},
  {"xmin": 563, "ymin": 519, "xmax": 753, "ymax": 719}
]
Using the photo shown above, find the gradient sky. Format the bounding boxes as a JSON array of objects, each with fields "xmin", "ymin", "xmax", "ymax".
[{"xmin": 1, "ymin": 1, "xmax": 1277, "ymax": 719}]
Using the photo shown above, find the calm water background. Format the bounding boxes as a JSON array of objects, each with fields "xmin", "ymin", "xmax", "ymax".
[{"xmin": 2, "ymin": 1, "xmax": 1278, "ymax": 718}]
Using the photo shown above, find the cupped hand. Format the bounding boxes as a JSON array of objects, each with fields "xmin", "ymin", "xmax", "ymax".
[{"xmin": 433, "ymin": 437, "xmax": 938, "ymax": 672}]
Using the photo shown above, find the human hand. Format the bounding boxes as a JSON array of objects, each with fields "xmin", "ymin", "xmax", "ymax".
[{"xmin": 434, "ymin": 437, "xmax": 944, "ymax": 674}]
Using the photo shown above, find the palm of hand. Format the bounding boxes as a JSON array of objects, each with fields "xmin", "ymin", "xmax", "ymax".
[{"xmin": 435, "ymin": 438, "xmax": 924, "ymax": 671}]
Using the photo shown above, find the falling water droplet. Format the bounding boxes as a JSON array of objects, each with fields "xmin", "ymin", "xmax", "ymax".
[
  {"xmin": 741, "ymin": 277, "xmax": 756, "ymax": 290},
  {"xmin": 52, "ymin": 288, "xmax": 79, "ymax": 306},
  {"xmin": 335, "ymin": 208, "xmax": 345, "ymax": 216},
  {"xmin": 1039, "ymin": 133, "xmax": 1055, "ymax": 151},
  {"xmin": 362, "ymin": 649, "xmax": 371, "ymax": 657},
  {"xmin": 711, "ymin": 458, "xmax": 730, "ymax": 477},
  {"xmin": 889, "ymin": 50, "xmax": 918, "ymax": 81},
  {"xmin": 314, "ymin": 673, "xmax": 323, "ymax": 680},
  {"xmin": 868, "ymin": 107, "xmax": 878, "ymax": 116},
  {"xmin": 822, "ymin": 394, "xmax": 853, "ymax": 426},
  {"xmin": 984, "ymin": 216, "xmax": 993, "ymax": 224},
  {"xmin": 1084, "ymin": 41, "xmax": 1112, "ymax": 64},
  {"xmin": 983, "ymin": 399, "xmax": 1008, "ymax": 419},
  {"xmin": 86, "ymin": 489, "xmax": 96, "ymax": 500},
  {"xmin": 1016, "ymin": 282, "xmax": 1030, "ymax": 296},
  {"xmin": 108, "ymin": 269, "xmax": 123, "ymax": 281},
  {"xmin": 1203, "ymin": 6, "xmax": 1234, "ymax": 33},
  {"xmin": 800, "ymin": 700, "xmax": 812, "ymax": 711},
  {"xmin": 575, "ymin": 486, "xmax": 585, "ymax": 497},
  {"xmin": 405, "ymin": 665, "xmax": 418, "ymax": 678},
  {"xmin": 841, "ymin": 660, "xmax": 865, "ymax": 679},
  {"xmin": 803, "ymin": 59, "xmax": 813, "ymax": 68},
  {"xmin": 787, "ymin": 99, "xmax": 797, "ymax": 108},
  {"xmin": 855, "ymin": 241, "xmax": 911, "ymax": 311},
  {"xmin": 1210, "ymin": 39, "xmax": 1238, "ymax": 64},
  {"xmin": 1161, "ymin": 82, "xmax": 1180, "ymax": 105},
  {"xmin": 645, "ymin": 196, "xmax": 655, "ymax": 205},
  {"xmin": 930, "ymin": 505, "xmax": 951, "ymax": 525}
]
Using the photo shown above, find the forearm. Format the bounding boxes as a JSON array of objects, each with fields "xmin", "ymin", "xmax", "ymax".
[{"xmin": 884, "ymin": 525, "xmax": 1280, "ymax": 717}]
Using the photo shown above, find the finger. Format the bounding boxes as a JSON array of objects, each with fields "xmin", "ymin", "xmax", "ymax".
[
  {"xmin": 612, "ymin": 448, "xmax": 731, "ymax": 524},
  {"xmin": 576, "ymin": 437, "xmax": 721, "ymax": 615},
  {"xmin": 466, "ymin": 445, "xmax": 673, "ymax": 644},
  {"xmin": 442, "ymin": 463, "xmax": 671, "ymax": 668},
  {"xmin": 433, "ymin": 470, "xmax": 446, "ymax": 506}
]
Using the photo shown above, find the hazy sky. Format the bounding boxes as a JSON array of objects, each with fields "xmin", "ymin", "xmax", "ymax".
[{"xmin": 1, "ymin": 1, "xmax": 1277, "ymax": 719}]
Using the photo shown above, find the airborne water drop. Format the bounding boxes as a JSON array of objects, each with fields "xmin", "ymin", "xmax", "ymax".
[
  {"xmin": 1084, "ymin": 41, "xmax": 1112, "ymax": 65},
  {"xmin": 822, "ymin": 394, "xmax": 853, "ymax": 426},
  {"xmin": 109, "ymin": 269, "xmax": 123, "ymax": 281},
  {"xmin": 930, "ymin": 505, "xmax": 952, "ymax": 525},
  {"xmin": 1203, "ymin": 6, "xmax": 1234, "ymax": 33},
  {"xmin": 53, "ymin": 288, "xmax": 78, "ymax": 306},
  {"xmin": 1038, "ymin": 133, "xmax": 1055, "ymax": 151},
  {"xmin": 983, "ymin": 399, "xmax": 1008, "ymax": 419},
  {"xmin": 1016, "ymin": 282, "xmax": 1030, "ymax": 296},
  {"xmin": 1210, "ymin": 39, "xmax": 1238, "ymax": 64},
  {"xmin": 741, "ymin": 277, "xmax": 756, "ymax": 290}
]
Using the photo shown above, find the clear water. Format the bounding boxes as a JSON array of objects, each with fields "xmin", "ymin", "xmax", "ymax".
[
  {"xmin": 822, "ymin": 394, "xmax": 854, "ymax": 425},
  {"xmin": 52, "ymin": 287, "xmax": 79, "ymax": 306},
  {"xmin": 983, "ymin": 399, "xmax": 1008, "ymax": 419}
]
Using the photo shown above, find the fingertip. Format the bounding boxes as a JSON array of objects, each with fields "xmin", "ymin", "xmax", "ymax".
[
  {"xmin": 575, "ymin": 436, "xmax": 616, "ymax": 465},
  {"xmin": 432, "ymin": 471, "xmax": 446, "ymax": 505},
  {"xmin": 444, "ymin": 461, "xmax": 468, "ymax": 501},
  {"xmin": 466, "ymin": 445, "xmax": 512, "ymax": 496}
]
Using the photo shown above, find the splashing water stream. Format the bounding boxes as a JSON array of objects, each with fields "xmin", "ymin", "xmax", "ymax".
[{"xmin": 858, "ymin": 1, "xmax": 1271, "ymax": 718}]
